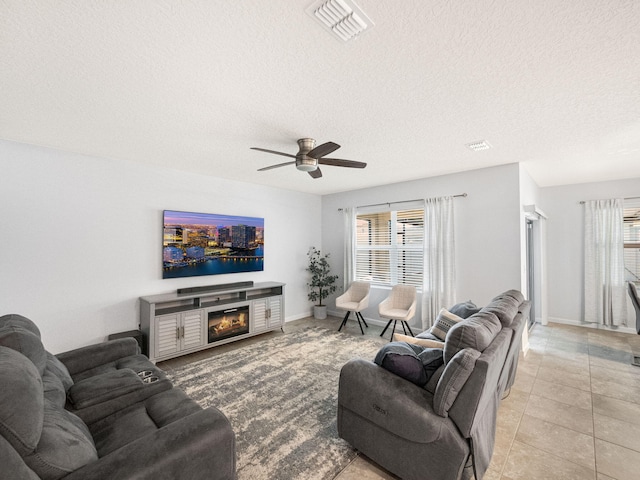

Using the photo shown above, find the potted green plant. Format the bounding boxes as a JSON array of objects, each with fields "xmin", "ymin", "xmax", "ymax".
[{"xmin": 306, "ymin": 247, "xmax": 339, "ymax": 319}]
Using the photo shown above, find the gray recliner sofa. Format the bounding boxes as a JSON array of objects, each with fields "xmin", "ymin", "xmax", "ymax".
[
  {"xmin": 0, "ymin": 314, "xmax": 236, "ymax": 480},
  {"xmin": 337, "ymin": 290, "xmax": 530, "ymax": 480}
]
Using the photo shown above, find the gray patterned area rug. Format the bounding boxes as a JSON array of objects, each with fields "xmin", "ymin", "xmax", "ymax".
[{"xmin": 166, "ymin": 326, "xmax": 384, "ymax": 480}]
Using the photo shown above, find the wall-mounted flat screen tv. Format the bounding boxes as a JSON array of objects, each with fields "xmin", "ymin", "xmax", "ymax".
[{"xmin": 163, "ymin": 210, "xmax": 264, "ymax": 279}]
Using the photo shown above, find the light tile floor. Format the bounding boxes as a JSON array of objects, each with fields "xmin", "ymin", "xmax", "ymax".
[
  {"xmin": 161, "ymin": 316, "xmax": 640, "ymax": 480},
  {"xmin": 332, "ymin": 319, "xmax": 640, "ymax": 480}
]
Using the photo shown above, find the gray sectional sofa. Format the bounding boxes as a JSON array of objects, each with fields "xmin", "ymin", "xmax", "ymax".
[
  {"xmin": 0, "ymin": 314, "xmax": 236, "ymax": 480},
  {"xmin": 338, "ymin": 290, "xmax": 530, "ymax": 480}
]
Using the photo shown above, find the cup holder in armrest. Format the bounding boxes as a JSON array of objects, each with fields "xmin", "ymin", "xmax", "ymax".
[
  {"xmin": 137, "ymin": 370, "xmax": 154, "ymax": 379},
  {"xmin": 142, "ymin": 376, "xmax": 159, "ymax": 384}
]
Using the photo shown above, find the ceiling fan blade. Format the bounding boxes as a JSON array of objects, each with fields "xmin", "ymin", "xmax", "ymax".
[
  {"xmin": 250, "ymin": 147, "xmax": 297, "ymax": 159},
  {"xmin": 257, "ymin": 160, "xmax": 296, "ymax": 171},
  {"xmin": 307, "ymin": 142, "xmax": 340, "ymax": 159},
  {"xmin": 318, "ymin": 158, "xmax": 367, "ymax": 169},
  {"xmin": 308, "ymin": 168, "xmax": 323, "ymax": 179}
]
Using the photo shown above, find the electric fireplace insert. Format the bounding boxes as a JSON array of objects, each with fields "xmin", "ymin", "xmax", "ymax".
[{"xmin": 208, "ymin": 305, "xmax": 250, "ymax": 343}]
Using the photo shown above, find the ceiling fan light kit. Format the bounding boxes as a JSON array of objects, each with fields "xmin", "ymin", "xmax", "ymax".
[
  {"xmin": 252, "ymin": 137, "xmax": 366, "ymax": 179},
  {"xmin": 306, "ymin": 0, "xmax": 374, "ymax": 42}
]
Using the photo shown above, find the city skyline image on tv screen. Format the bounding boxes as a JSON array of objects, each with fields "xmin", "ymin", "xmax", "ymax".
[{"xmin": 163, "ymin": 210, "xmax": 264, "ymax": 279}]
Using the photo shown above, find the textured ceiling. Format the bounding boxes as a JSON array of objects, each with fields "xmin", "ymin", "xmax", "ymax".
[{"xmin": 1, "ymin": 0, "xmax": 639, "ymax": 195}]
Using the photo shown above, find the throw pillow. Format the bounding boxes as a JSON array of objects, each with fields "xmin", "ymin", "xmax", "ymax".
[
  {"xmin": 430, "ymin": 308, "xmax": 463, "ymax": 341},
  {"xmin": 393, "ymin": 333, "xmax": 445, "ymax": 349},
  {"xmin": 449, "ymin": 301, "xmax": 481, "ymax": 319}
]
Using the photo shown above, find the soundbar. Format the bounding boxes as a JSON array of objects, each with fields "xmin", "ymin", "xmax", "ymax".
[{"xmin": 177, "ymin": 281, "xmax": 254, "ymax": 295}]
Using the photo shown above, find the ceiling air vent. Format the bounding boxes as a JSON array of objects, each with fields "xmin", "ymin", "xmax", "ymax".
[
  {"xmin": 306, "ymin": 0, "xmax": 374, "ymax": 42},
  {"xmin": 466, "ymin": 140, "xmax": 492, "ymax": 152}
]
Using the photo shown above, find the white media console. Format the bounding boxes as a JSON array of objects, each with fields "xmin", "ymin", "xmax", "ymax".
[{"xmin": 140, "ymin": 281, "xmax": 285, "ymax": 363}]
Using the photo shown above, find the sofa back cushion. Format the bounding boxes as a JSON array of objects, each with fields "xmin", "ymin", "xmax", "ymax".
[
  {"xmin": 0, "ymin": 347, "xmax": 44, "ymax": 456},
  {"xmin": 481, "ymin": 290, "xmax": 524, "ymax": 327},
  {"xmin": 0, "ymin": 314, "xmax": 42, "ymax": 338},
  {"xmin": 0, "ymin": 326, "xmax": 47, "ymax": 375},
  {"xmin": 45, "ymin": 352, "xmax": 74, "ymax": 391},
  {"xmin": 492, "ymin": 289, "xmax": 525, "ymax": 305},
  {"xmin": 443, "ymin": 311, "xmax": 501, "ymax": 363}
]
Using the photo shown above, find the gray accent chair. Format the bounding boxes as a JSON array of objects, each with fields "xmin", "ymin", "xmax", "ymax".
[
  {"xmin": 338, "ymin": 290, "xmax": 529, "ymax": 480},
  {"xmin": 0, "ymin": 314, "xmax": 236, "ymax": 480}
]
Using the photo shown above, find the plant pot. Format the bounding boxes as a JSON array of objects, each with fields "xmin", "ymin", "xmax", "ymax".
[{"xmin": 313, "ymin": 305, "xmax": 327, "ymax": 320}]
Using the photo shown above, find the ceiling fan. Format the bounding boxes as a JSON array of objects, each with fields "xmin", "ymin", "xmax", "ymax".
[{"xmin": 251, "ymin": 138, "xmax": 367, "ymax": 179}]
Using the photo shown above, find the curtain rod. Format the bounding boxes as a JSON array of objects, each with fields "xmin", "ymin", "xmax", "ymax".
[
  {"xmin": 579, "ymin": 195, "xmax": 640, "ymax": 204},
  {"xmin": 338, "ymin": 193, "xmax": 467, "ymax": 211}
]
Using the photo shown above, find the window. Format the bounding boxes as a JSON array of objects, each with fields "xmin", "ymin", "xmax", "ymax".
[
  {"xmin": 624, "ymin": 198, "xmax": 640, "ymax": 283},
  {"xmin": 355, "ymin": 207, "xmax": 424, "ymax": 287}
]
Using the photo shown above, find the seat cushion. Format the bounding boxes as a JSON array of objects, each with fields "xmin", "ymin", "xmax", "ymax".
[
  {"xmin": 70, "ymin": 354, "xmax": 163, "ymax": 383},
  {"xmin": 89, "ymin": 388, "xmax": 203, "ymax": 456},
  {"xmin": 24, "ymin": 401, "xmax": 98, "ymax": 480},
  {"xmin": 67, "ymin": 369, "xmax": 146, "ymax": 409}
]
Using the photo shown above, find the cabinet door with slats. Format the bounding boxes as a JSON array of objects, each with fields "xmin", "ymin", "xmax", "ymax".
[
  {"xmin": 181, "ymin": 310, "xmax": 205, "ymax": 350},
  {"xmin": 252, "ymin": 299, "xmax": 268, "ymax": 332},
  {"xmin": 155, "ymin": 313, "xmax": 180, "ymax": 359},
  {"xmin": 268, "ymin": 296, "xmax": 283, "ymax": 328}
]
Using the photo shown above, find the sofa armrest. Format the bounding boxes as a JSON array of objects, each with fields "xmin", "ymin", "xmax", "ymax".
[
  {"xmin": 63, "ymin": 407, "xmax": 236, "ymax": 480},
  {"xmin": 338, "ymin": 358, "xmax": 452, "ymax": 444},
  {"xmin": 56, "ymin": 338, "xmax": 141, "ymax": 376}
]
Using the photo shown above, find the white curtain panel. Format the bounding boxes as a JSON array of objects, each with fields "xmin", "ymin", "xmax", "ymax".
[
  {"xmin": 342, "ymin": 206, "xmax": 356, "ymax": 290},
  {"xmin": 420, "ymin": 196, "xmax": 456, "ymax": 330},
  {"xmin": 584, "ymin": 199, "xmax": 627, "ymax": 326}
]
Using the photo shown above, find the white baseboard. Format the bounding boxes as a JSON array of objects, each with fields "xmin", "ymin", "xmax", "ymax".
[
  {"xmin": 548, "ymin": 316, "xmax": 637, "ymax": 335},
  {"xmin": 284, "ymin": 312, "xmax": 314, "ymax": 323}
]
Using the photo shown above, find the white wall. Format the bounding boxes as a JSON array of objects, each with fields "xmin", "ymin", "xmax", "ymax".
[
  {"xmin": 320, "ymin": 163, "xmax": 523, "ymax": 329},
  {"xmin": 540, "ymin": 177, "xmax": 640, "ymax": 331},
  {"xmin": 0, "ymin": 140, "xmax": 320, "ymax": 353}
]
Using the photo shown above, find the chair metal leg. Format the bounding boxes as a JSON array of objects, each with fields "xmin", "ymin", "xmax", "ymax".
[
  {"xmin": 338, "ymin": 311, "xmax": 350, "ymax": 332},
  {"xmin": 403, "ymin": 321, "xmax": 415, "ymax": 337},
  {"xmin": 356, "ymin": 316, "xmax": 365, "ymax": 335},
  {"xmin": 380, "ymin": 319, "xmax": 393, "ymax": 337},
  {"xmin": 401, "ymin": 321, "xmax": 408, "ymax": 335},
  {"xmin": 356, "ymin": 312, "xmax": 369, "ymax": 328}
]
